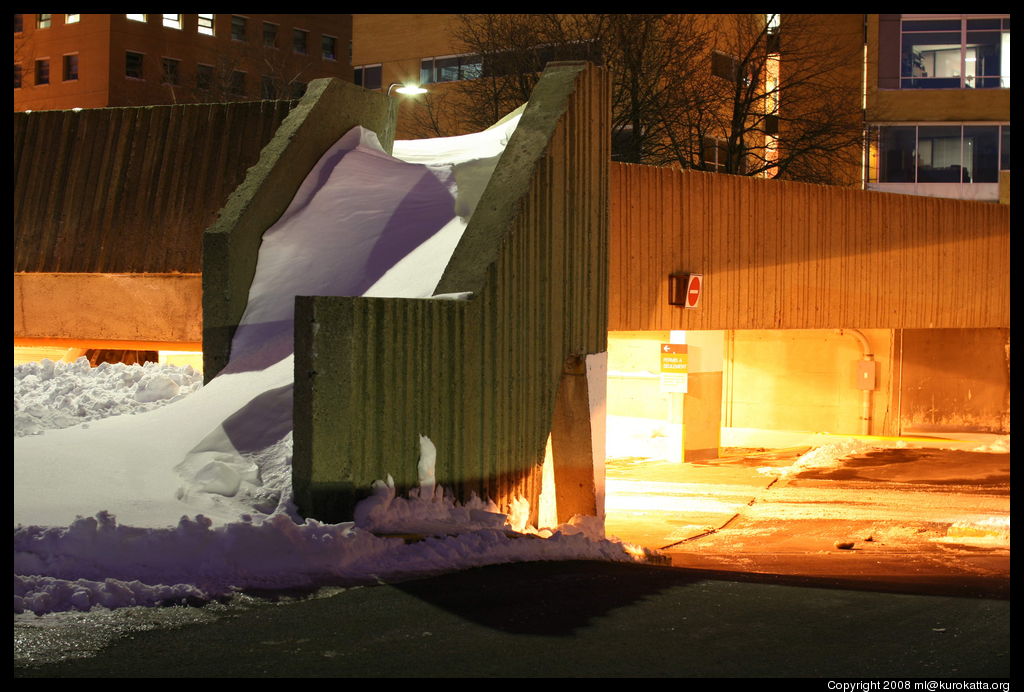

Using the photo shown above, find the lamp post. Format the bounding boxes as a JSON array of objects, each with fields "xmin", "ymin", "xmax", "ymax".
[{"xmin": 387, "ymin": 82, "xmax": 427, "ymax": 96}]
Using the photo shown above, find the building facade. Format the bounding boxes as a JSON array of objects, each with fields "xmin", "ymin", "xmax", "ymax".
[
  {"xmin": 14, "ymin": 13, "xmax": 352, "ymax": 111},
  {"xmin": 864, "ymin": 13, "xmax": 1011, "ymax": 203}
]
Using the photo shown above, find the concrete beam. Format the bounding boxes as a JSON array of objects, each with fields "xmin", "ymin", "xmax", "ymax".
[{"xmin": 203, "ymin": 78, "xmax": 397, "ymax": 382}]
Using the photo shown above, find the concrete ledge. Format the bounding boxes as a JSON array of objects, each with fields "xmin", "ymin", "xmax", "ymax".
[
  {"xmin": 14, "ymin": 272, "xmax": 202, "ymax": 344},
  {"xmin": 202, "ymin": 78, "xmax": 397, "ymax": 382}
]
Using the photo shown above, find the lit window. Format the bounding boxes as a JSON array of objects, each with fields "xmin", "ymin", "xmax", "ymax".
[
  {"xmin": 38, "ymin": 14, "xmax": 52, "ymax": 29},
  {"xmin": 163, "ymin": 14, "xmax": 182, "ymax": 30},
  {"xmin": 196, "ymin": 64, "xmax": 213, "ymax": 90},
  {"xmin": 231, "ymin": 15, "xmax": 247, "ymax": 41},
  {"xmin": 263, "ymin": 22, "xmax": 278, "ymax": 47},
  {"xmin": 873, "ymin": 124, "xmax": 1009, "ymax": 184},
  {"xmin": 162, "ymin": 58, "xmax": 180, "ymax": 85},
  {"xmin": 420, "ymin": 54, "xmax": 482, "ymax": 84},
  {"xmin": 15, "ymin": 64, "xmax": 23, "ymax": 88},
  {"xmin": 900, "ymin": 16, "xmax": 1010, "ymax": 89},
  {"xmin": 126, "ymin": 14, "xmax": 146, "ymax": 23},
  {"xmin": 125, "ymin": 51, "xmax": 144, "ymax": 79},
  {"xmin": 35, "ymin": 59, "xmax": 49, "ymax": 85},
  {"xmin": 66, "ymin": 14, "xmax": 81, "ymax": 24},
  {"xmin": 322, "ymin": 35, "xmax": 337, "ymax": 61},
  {"xmin": 197, "ymin": 14, "xmax": 214, "ymax": 36},
  {"xmin": 293, "ymin": 28, "xmax": 308, "ymax": 54},
  {"xmin": 353, "ymin": 64, "xmax": 381, "ymax": 90},
  {"xmin": 63, "ymin": 54, "xmax": 79, "ymax": 81}
]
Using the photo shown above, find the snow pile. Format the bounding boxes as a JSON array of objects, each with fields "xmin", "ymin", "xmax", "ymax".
[
  {"xmin": 14, "ymin": 500, "xmax": 641, "ymax": 616},
  {"xmin": 963, "ymin": 435, "xmax": 1010, "ymax": 453},
  {"xmin": 758, "ymin": 438, "xmax": 874, "ymax": 478},
  {"xmin": 14, "ymin": 358, "xmax": 202, "ymax": 437},
  {"xmin": 936, "ymin": 516, "xmax": 1010, "ymax": 547}
]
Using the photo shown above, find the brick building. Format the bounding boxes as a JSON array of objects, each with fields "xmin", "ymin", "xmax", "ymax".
[{"xmin": 13, "ymin": 13, "xmax": 352, "ymax": 111}]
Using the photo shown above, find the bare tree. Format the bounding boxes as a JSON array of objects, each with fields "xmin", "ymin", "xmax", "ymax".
[{"xmin": 427, "ymin": 13, "xmax": 865, "ymax": 185}]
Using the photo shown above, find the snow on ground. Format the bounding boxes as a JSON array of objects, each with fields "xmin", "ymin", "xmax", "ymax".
[{"xmin": 14, "ymin": 116, "xmax": 650, "ymax": 616}]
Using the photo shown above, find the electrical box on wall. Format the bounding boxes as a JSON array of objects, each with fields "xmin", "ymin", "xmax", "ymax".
[
  {"xmin": 855, "ymin": 360, "xmax": 877, "ymax": 391},
  {"xmin": 668, "ymin": 273, "xmax": 702, "ymax": 308}
]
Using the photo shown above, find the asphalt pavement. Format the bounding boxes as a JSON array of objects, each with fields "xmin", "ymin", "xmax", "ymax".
[
  {"xmin": 13, "ymin": 559, "xmax": 1012, "ymax": 678},
  {"xmin": 15, "ymin": 442, "xmax": 1012, "ymax": 679}
]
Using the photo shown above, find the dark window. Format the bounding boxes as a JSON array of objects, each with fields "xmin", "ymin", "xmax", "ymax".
[
  {"xmin": 14, "ymin": 14, "xmax": 23, "ymax": 32},
  {"xmin": 712, "ymin": 52, "xmax": 740, "ymax": 81},
  {"xmin": 231, "ymin": 15, "xmax": 247, "ymax": 41},
  {"xmin": 353, "ymin": 64, "xmax": 381, "ymax": 90},
  {"xmin": 35, "ymin": 59, "xmax": 49, "ymax": 85},
  {"xmin": 293, "ymin": 29, "xmax": 308, "ymax": 54},
  {"xmin": 37, "ymin": 14, "xmax": 52, "ymax": 29},
  {"xmin": 875, "ymin": 124, "xmax": 1005, "ymax": 184},
  {"xmin": 962, "ymin": 125, "xmax": 999, "ymax": 183},
  {"xmin": 877, "ymin": 126, "xmax": 918, "ymax": 182},
  {"xmin": 261, "ymin": 75, "xmax": 278, "ymax": 99},
  {"xmin": 764, "ymin": 113, "xmax": 779, "ymax": 136},
  {"xmin": 289, "ymin": 80, "xmax": 306, "ymax": 99},
  {"xmin": 196, "ymin": 64, "xmax": 213, "ymax": 90},
  {"xmin": 63, "ymin": 54, "xmax": 79, "ymax": 81},
  {"xmin": 421, "ymin": 54, "xmax": 482, "ymax": 84},
  {"xmin": 263, "ymin": 22, "xmax": 278, "ymax": 48},
  {"xmin": 230, "ymin": 70, "xmax": 246, "ymax": 96},
  {"xmin": 702, "ymin": 136, "xmax": 728, "ymax": 173},
  {"xmin": 322, "ymin": 35, "xmax": 337, "ymax": 61},
  {"xmin": 161, "ymin": 58, "xmax": 180, "ymax": 85},
  {"xmin": 125, "ymin": 52, "xmax": 144, "ymax": 79},
  {"xmin": 1000, "ymin": 126, "xmax": 1010, "ymax": 171},
  {"xmin": 14, "ymin": 64, "xmax": 23, "ymax": 88}
]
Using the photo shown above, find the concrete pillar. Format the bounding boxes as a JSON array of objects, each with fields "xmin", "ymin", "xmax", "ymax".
[
  {"xmin": 682, "ymin": 330, "xmax": 724, "ymax": 462},
  {"xmin": 551, "ymin": 355, "xmax": 598, "ymax": 523}
]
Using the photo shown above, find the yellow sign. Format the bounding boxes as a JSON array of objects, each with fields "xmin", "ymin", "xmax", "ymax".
[{"xmin": 660, "ymin": 343, "xmax": 688, "ymax": 393}]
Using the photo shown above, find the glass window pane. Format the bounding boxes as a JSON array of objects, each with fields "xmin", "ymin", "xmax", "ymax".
[
  {"xmin": 877, "ymin": 126, "xmax": 918, "ymax": 182},
  {"xmin": 420, "ymin": 59, "xmax": 434, "ymax": 85},
  {"xmin": 965, "ymin": 30, "xmax": 1004, "ymax": 88},
  {"xmin": 917, "ymin": 125, "xmax": 963, "ymax": 182},
  {"xmin": 902, "ymin": 31, "xmax": 963, "ymax": 87},
  {"xmin": 1000, "ymin": 127, "xmax": 1010, "ymax": 171},
  {"xmin": 902, "ymin": 20, "xmax": 961, "ymax": 32},
  {"xmin": 363, "ymin": 65, "xmax": 381, "ymax": 91},
  {"xmin": 967, "ymin": 19, "xmax": 1001, "ymax": 30},
  {"xmin": 963, "ymin": 126, "xmax": 999, "ymax": 182},
  {"xmin": 435, "ymin": 56, "xmax": 460, "ymax": 82},
  {"xmin": 460, "ymin": 56, "xmax": 482, "ymax": 80}
]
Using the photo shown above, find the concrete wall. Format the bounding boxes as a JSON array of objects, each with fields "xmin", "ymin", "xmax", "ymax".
[
  {"xmin": 14, "ymin": 99, "xmax": 295, "ymax": 274},
  {"xmin": 14, "ymin": 273, "xmax": 202, "ymax": 348},
  {"xmin": 724, "ymin": 329, "xmax": 898, "ymax": 437},
  {"xmin": 293, "ymin": 62, "xmax": 610, "ymax": 523},
  {"xmin": 610, "ymin": 162, "xmax": 1010, "ymax": 331},
  {"xmin": 899, "ymin": 328, "xmax": 1010, "ymax": 434},
  {"xmin": 202, "ymin": 77, "xmax": 396, "ymax": 381}
]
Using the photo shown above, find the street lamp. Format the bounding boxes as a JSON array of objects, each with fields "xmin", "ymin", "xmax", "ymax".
[{"xmin": 387, "ymin": 82, "xmax": 427, "ymax": 96}]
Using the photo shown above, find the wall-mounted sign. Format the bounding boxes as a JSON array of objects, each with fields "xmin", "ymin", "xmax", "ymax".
[
  {"xmin": 668, "ymin": 273, "xmax": 703, "ymax": 309},
  {"xmin": 660, "ymin": 343, "xmax": 688, "ymax": 393}
]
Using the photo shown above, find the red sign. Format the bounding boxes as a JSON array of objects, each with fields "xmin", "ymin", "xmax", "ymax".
[{"xmin": 685, "ymin": 274, "xmax": 702, "ymax": 309}]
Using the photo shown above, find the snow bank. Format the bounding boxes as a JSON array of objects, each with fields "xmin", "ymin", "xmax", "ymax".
[{"xmin": 14, "ymin": 358, "xmax": 203, "ymax": 437}]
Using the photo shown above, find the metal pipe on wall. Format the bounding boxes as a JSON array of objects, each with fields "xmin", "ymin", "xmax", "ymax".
[{"xmin": 836, "ymin": 328, "xmax": 874, "ymax": 435}]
